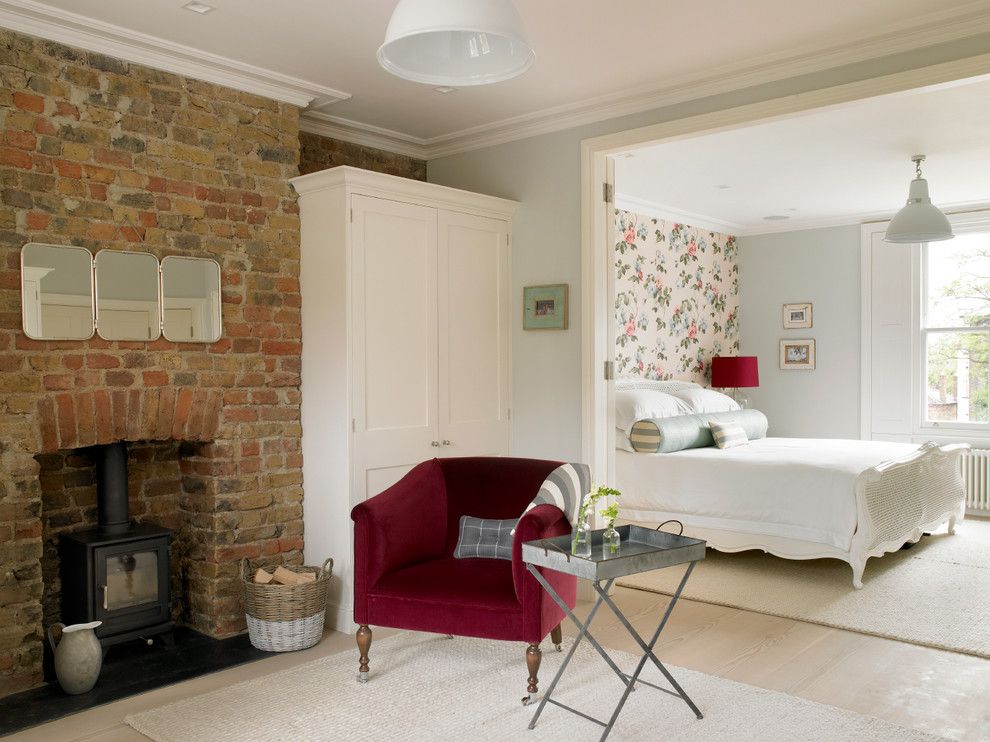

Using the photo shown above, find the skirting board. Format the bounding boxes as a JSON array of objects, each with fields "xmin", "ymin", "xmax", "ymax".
[{"xmin": 326, "ymin": 602, "xmax": 357, "ymax": 636}]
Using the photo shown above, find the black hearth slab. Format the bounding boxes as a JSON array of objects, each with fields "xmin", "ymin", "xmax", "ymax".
[{"xmin": 0, "ymin": 627, "xmax": 269, "ymax": 737}]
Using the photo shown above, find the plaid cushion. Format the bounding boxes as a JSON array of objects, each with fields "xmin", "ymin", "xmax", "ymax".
[
  {"xmin": 710, "ymin": 421, "xmax": 748, "ymax": 449},
  {"xmin": 453, "ymin": 515, "xmax": 518, "ymax": 560}
]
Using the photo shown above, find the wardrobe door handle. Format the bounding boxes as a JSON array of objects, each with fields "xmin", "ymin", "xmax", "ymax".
[
  {"xmin": 431, "ymin": 441, "xmax": 441, "ymax": 447},
  {"xmin": 442, "ymin": 440, "xmax": 451, "ymax": 446}
]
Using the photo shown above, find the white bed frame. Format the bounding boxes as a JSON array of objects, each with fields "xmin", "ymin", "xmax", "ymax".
[{"xmin": 621, "ymin": 441, "xmax": 969, "ymax": 588}]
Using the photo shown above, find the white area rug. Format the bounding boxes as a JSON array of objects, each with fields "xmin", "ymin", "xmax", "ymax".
[
  {"xmin": 126, "ymin": 633, "xmax": 944, "ymax": 741},
  {"xmin": 618, "ymin": 518, "xmax": 990, "ymax": 658}
]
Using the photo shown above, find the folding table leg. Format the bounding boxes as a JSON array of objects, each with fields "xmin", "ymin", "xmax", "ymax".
[
  {"xmin": 525, "ymin": 567, "xmax": 632, "ymax": 728},
  {"xmin": 594, "ymin": 561, "xmax": 703, "ymax": 730},
  {"xmin": 524, "ymin": 561, "xmax": 702, "ymax": 741}
]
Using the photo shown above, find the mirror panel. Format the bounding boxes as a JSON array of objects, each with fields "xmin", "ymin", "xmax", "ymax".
[
  {"xmin": 21, "ymin": 243, "xmax": 95, "ymax": 340},
  {"xmin": 161, "ymin": 256, "xmax": 222, "ymax": 343},
  {"xmin": 95, "ymin": 250, "xmax": 161, "ymax": 341}
]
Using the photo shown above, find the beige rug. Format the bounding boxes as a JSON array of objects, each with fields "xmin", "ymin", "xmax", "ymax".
[
  {"xmin": 126, "ymin": 633, "xmax": 945, "ymax": 742},
  {"xmin": 618, "ymin": 518, "xmax": 990, "ymax": 658}
]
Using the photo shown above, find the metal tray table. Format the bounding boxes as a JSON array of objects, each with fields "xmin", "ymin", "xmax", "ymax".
[{"xmin": 522, "ymin": 523, "xmax": 706, "ymax": 741}]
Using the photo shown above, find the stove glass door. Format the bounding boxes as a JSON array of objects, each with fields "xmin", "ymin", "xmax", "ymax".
[{"xmin": 104, "ymin": 549, "xmax": 159, "ymax": 611}]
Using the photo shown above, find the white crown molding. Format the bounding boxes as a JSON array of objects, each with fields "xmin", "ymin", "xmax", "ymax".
[
  {"xmin": 614, "ymin": 193, "xmax": 744, "ymax": 235},
  {"xmin": 299, "ymin": 112, "xmax": 429, "ymax": 161},
  {"xmin": 736, "ymin": 200, "xmax": 990, "ymax": 237},
  {"xmin": 301, "ymin": 1, "xmax": 990, "ymax": 159},
  {"xmin": 0, "ymin": 0, "xmax": 351, "ymax": 107}
]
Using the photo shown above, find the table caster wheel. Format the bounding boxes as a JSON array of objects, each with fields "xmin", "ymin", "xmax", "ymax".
[
  {"xmin": 443, "ymin": 634, "xmax": 454, "ymax": 639},
  {"xmin": 554, "ymin": 643, "xmax": 562, "ymax": 652},
  {"xmin": 521, "ymin": 693, "xmax": 536, "ymax": 706},
  {"xmin": 357, "ymin": 671, "xmax": 369, "ymax": 684}
]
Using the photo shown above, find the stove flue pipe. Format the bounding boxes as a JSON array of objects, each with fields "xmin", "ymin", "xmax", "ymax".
[{"xmin": 96, "ymin": 441, "xmax": 130, "ymax": 534}]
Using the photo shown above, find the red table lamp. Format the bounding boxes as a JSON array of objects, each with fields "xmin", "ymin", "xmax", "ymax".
[{"xmin": 711, "ymin": 355, "xmax": 759, "ymax": 408}]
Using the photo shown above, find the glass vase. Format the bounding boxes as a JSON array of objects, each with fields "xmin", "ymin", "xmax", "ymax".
[
  {"xmin": 572, "ymin": 517, "xmax": 592, "ymax": 558},
  {"xmin": 602, "ymin": 524, "xmax": 621, "ymax": 557}
]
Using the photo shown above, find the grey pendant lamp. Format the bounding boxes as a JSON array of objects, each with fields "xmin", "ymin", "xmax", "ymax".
[{"xmin": 885, "ymin": 155, "xmax": 954, "ymax": 243}]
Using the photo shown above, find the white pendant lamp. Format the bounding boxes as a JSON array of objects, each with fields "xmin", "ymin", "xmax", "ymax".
[
  {"xmin": 377, "ymin": 0, "xmax": 534, "ymax": 86},
  {"xmin": 885, "ymin": 154, "xmax": 954, "ymax": 243}
]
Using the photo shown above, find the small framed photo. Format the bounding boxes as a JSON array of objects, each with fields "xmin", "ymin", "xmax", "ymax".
[
  {"xmin": 783, "ymin": 302, "xmax": 813, "ymax": 329},
  {"xmin": 524, "ymin": 284, "xmax": 568, "ymax": 330},
  {"xmin": 780, "ymin": 339, "xmax": 816, "ymax": 370}
]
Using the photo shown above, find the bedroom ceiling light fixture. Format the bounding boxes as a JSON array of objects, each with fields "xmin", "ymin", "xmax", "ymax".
[
  {"xmin": 182, "ymin": 2, "xmax": 215, "ymax": 14},
  {"xmin": 378, "ymin": 0, "xmax": 535, "ymax": 86},
  {"xmin": 885, "ymin": 155, "xmax": 954, "ymax": 243}
]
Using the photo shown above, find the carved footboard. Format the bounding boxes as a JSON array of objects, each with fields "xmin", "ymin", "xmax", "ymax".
[{"xmin": 848, "ymin": 441, "xmax": 968, "ymax": 588}]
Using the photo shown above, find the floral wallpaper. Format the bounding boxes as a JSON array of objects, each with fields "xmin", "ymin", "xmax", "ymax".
[{"xmin": 615, "ymin": 209, "xmax": 739, "ymax": 383}]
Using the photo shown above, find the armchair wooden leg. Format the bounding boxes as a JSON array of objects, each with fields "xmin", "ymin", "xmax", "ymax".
[
  {"xmin": 356, "ymin": 624, "xmax": 372, "ymax": 683},
  {"xmin": 523, "ymin": 642, "xmax": 542, "ymax": 705},
  {"xmin": 550, "ymin": 622, "xmax": 563, "ymax": 652}
]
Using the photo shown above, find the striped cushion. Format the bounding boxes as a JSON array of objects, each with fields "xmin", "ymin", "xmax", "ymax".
[
  {"xmin": 519, "ymin": 462, "xmax": 591, "ymax": 528},
  {"xmin": 710, "ymin": 421, "xmax": 749, "ymax": 449},
  {"xmin": 629, "ymin": 420, "xmax": 663, "ymax": 452}
]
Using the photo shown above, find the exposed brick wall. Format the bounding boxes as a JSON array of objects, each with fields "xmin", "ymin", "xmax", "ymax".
[
  {"xmin": 0, "ymin": 28, "xmax": 304, "ymax": 696},
  {"xmin": 299, "ymin": 130, "xmax": 426, "ymax": 180}
]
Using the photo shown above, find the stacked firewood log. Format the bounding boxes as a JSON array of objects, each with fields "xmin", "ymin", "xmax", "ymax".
[{"xmin": 252, "ymin": 566, "xmax": 316, "ymax": 585}]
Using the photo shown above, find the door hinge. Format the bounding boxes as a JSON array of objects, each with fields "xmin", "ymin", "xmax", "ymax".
[
  {"xmin": 350, "ymin": 208, "xmax": 353, "ymax": 222},
  {"xmin": 507, "ymin": 408, "xmax": 511, "ymax": 420},
  {"xmin": 602, "ymin": 182, "xmax": 614, "ymax": 204},
  {"xmin": 351, "ymin": 418, "xmax": 356, "ymax": 432},
  {"xmin": 604, "ymin": 361, "xmax": 614, "ymax": 380}
]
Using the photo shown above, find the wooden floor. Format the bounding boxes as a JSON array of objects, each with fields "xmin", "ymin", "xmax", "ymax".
[{"xmin": 8, "ymin": 586, "xmax": 989, "ymax": 741}]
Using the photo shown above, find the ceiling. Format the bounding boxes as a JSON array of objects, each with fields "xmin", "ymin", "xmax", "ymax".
[
  {"xmin": 614, "ymin": 76, "xmax": 990, "ymax": 235},
  {"xmin": 3, "ymin": 0, "xmax": 990, "ymax": 158}
]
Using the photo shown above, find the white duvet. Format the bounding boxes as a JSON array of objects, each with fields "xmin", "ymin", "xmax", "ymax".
[{"xmin": 616, "ymin": 437, "xmax": 920, "ymax": 551}]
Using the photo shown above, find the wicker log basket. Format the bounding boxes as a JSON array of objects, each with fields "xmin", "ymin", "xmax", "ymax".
[{"xmin": 241, "ymin": 558, "xmax": 333, "ymax": 652}]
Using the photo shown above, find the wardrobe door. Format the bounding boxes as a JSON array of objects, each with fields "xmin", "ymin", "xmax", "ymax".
[
  {"xmin": 437, "ymin": 210, "xmax": 511, "ymax": 457},
  {"xmin": 351, "ymin": 195, "xmax": 439, "ymax": 503}
]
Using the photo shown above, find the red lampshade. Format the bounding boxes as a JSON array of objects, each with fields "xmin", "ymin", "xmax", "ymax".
[{"xmin": 711, "ymin": 355, "xmax": 759, "ymax": 388}]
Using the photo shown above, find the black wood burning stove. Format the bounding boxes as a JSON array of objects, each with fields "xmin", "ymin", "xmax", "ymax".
[{"xmin": 60, "ymin": 441, "xmax": 174, "ymax": 648}]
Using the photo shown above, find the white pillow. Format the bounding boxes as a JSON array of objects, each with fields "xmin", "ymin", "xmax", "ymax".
[
  {"xmin": 615, "ymin": 427, "xmax": 635, "ymax": 452},
  {"xmin": 615, "ymin": 389, "xmax": 693, "ymax": 433},
  {"xmin": 666, "ymin": 387, "xmax": 741, "ymax": 414}
]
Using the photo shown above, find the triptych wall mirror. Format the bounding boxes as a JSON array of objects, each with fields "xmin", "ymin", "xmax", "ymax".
[{"xmin": 20, "ymin": 243, "xmax": 222, "ymax": 343}]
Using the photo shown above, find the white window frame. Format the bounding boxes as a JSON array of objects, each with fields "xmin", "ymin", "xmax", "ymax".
[
  {"xmin": 917, "ymin": 215, "xmax": 990, "ymax": 436},
  {"xmin": 862, "ymin": 209, "xmax": 990, "ymax": 445}
]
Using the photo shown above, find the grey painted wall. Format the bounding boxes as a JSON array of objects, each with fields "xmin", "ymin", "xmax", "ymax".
[
  {"xmin": 738, "ymin": 226, "xmax": 861, "ymax": 438},
  {"xmin": 427, "ymin": 35, "xmax": 990, "ymax": 461}
]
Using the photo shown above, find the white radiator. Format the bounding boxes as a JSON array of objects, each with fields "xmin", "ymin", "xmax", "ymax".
[{"xmin": 961, "ymin": 449, "xmax": 990, "ymax": 513}]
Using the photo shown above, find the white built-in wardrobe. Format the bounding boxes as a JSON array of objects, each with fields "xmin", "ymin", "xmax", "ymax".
[{"xmin": 290, "ymin": 166, "xmax": 517, "ymax": 630}]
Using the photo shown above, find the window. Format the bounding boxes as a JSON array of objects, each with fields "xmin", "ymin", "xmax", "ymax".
[{"xmin": 922, "ymin": 231, "xmax": 990, "ymax": 427}]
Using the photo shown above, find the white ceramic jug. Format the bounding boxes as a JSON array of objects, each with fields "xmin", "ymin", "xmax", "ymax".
[{"xmin": 47, "ymin": 621, "xmax": 102, "ymax": 694}]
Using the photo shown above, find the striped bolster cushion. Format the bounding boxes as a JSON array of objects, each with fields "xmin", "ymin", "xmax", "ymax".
[
  {"xmin": 710, "ymin": 421, "xmax": 748, "ymax": 449},
  {"xmin": 630, "ymin": 409, "xmax": 768, "ymax": 453},
  {"xmin": 518, "ymin": 462, "xmax": 591, "ymax": 528}
]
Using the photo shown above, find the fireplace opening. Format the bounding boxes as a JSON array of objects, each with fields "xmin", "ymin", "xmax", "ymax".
[{"xmin": 42, "ymin": 441, "xmax": 177, "ymax": 652}]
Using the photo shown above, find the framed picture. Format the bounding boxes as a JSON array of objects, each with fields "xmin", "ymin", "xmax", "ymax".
[
  {"xmin": 783, "ymin": 302, "xmax": 813, "ymax": 329},
  {"xmin": 523, "ymin": 284, "xmax": 568, "ymax": 330},
  {"xmin": 779, "ymin": 339, "xmax": 816, "ymax": 370}
]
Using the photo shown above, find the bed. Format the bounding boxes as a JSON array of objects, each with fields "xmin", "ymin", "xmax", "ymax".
[{"xmin": 613, "ymin": 382, "xmax": 968, "ymax": 587}]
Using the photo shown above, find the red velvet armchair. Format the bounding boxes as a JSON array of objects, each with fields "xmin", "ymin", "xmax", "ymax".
[{"xmin": 351, "ymin": 456, "xmax": 577, "ymax": 701}]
